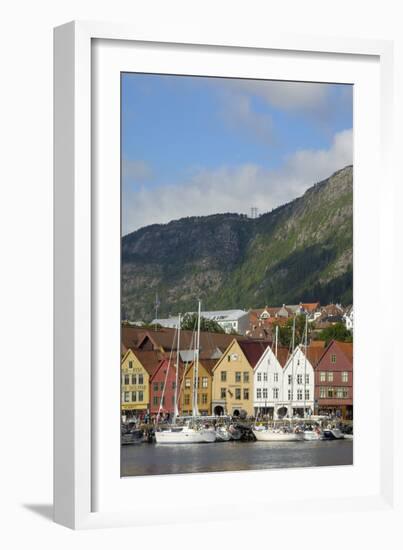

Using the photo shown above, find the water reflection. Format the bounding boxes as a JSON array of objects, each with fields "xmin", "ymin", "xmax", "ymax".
[{"xmin": 121, "ymin": 440, "xmax": 353, "ymax": 477}]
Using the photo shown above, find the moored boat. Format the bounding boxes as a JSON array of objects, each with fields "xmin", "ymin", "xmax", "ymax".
[
  {"xmin": 228, "ymin": 424, "xmax": 242, "ymax": 440},
  {"xmin": 215, "ymin": 426, "xmax": 231, "ymax": 442},
  {"xmin": 321, "ymin": 427, "xmax": 345, "ymax": 440},
  {"xmin": 253, "ymin": 425, "xmax": 304, "ymax": 442},
  {"xmin": 155, "ymin": 425, "xmax": 216, "ymax": 444}
]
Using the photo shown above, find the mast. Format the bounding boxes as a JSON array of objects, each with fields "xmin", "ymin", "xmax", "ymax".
[
  {"xmin": 192, "ymin": 300, "xmax": 201, "ymax": 417},
  {"xmin": 154, "ymin": 292, "xmax": 160, "ymax": 331},
  {"xmin": 290, "ymin": 315, "xmax": 296, "ymax": 419},
  {"xmin": 303, "ymin": 313, "xmax": 308, "ymax": 419},
  {"xmin": 173, "ymin": 313, "xmax": 181, "ymax": 424},
  {"xmin": 275, "ymin": 325, "xmax": 278, "ymax": 358}
]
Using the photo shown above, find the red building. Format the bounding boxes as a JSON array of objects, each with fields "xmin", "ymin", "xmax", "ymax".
[
  {"xmin": 314, "ymin": 340, "xmax": 353, "ymax": 419},
  {"xmin": 149, "ymin": 354, "xmax": 184, "ymax": 418}
]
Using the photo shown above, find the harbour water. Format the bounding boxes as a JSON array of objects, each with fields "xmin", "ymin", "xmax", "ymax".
[{"xmin": 121, "ymin": 439, "xmax": 353, "ymax": 477}]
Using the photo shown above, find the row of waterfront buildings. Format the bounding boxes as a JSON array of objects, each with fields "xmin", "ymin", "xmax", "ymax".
[{"xmin": 121, "ymin": 322, "xmax": 353, "ymax": 421}]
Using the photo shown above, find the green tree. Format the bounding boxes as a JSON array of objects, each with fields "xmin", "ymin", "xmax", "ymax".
[
  {"xmin": 277, "ymin": 314, "xmax": 312, "ymax": 348},
  {"xmin": 315, "ymin": 322, "xmax": 352, "ymax": 346},
  {"xmin": 180, "ymin": 313, "xmax": 225, "ymax": 333}
]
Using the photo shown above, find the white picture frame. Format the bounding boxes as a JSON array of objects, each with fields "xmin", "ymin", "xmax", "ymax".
[{"xmin": 54, "ymin": 20, "xmax": 397, "ymax": 530}]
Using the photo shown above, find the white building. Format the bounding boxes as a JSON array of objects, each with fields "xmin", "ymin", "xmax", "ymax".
[
  {"xmin": 279, "ymin": 345, "xmax": 323, "ymax": 418},
  {"xmin": 152, "ymin": 309, "xmax": 249, "ymax": 335},
  {"xmin": 343, "ymin": 306, "xmax": 354, "ymax": 332},
  {"xmin": 253, "ymin": 346, "xmax": 290, "ymax": 419}
]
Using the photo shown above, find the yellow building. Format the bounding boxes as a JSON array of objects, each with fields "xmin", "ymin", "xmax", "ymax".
[
  {"xmin": 121, "ymin": 348, "xmax": 150, "ymax": 417},
  {"xmin": 212, "ymin": 339, "xmax": 269, "ymax": 417},
  {"xmin": 180, "ymin": 359, "xmax": 215, "ymax": 416}
]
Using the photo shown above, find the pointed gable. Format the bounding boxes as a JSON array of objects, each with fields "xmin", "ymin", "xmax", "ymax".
[{"xmin": 238, "ymin": 340, "xmax": 271, "ymax": 368}]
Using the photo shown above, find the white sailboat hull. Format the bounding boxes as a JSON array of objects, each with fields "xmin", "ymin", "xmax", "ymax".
[
  {"xmin": 303, "ymin": 430, "xmax": 321, "ymax": 441},
  {"xmin": 253, "ymin": 429, "xmax": 304, "ymax": 442},
  {"xmin": 155, "ymin": 427, "xmax": 216, "ymax": 444}
]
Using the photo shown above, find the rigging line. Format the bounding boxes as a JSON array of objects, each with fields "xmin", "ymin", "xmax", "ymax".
[
  {"xmin": 176, "ymin": 317, "xmax": 198, "ymax": 413},
  {"xmin": 156, "ymin": 326, "xmax": 177, "ymax": 422}
]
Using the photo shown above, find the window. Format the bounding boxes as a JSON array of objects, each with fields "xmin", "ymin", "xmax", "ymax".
[
  {"xmin": 235, "ymin": 388, "xmax": 241, "ymax": 400},
  {"xmin": 197, "ymin": 393, "xmax": 200, "ymax": 404},
  {"xmin": 262, "ymin": 388, "xmax": 268, "ymax": 399},
  {"xmin": 131, "ymin": 374, "xmax": 137, "ymax": 385},
  {"xmin": 336, "ymin": 388, "xmax": 344, "ymax": 398},
  {"xmin": 227, "ymin": 355, "xmax": 231, "ymax": 362},
  {"xmin": 328, "ymin": 388, "xmax": 334, "ymax": 398},
  {"xmin": 220, "ymin": 388, "xmax": 226, "ymax": 399},
  {"xmin": 297, "ymin": 359, "xmax": 300, "ymax": 366},
  {"xmin": 288, "ymin": 374, "xmax": 292, "ymax": 385},
  {"xmin": 305, "ymin": 374, "xmax": 309, "ymax": 384},
  {"xmin": 201, "ymin": 393, "xmax": 207, "ymax": 404},
  {"xmin": 128, "ymin": 360, "xmax": 133, "ymax": 369},
  {"xmin": 273, "ymin": 388, "xmax": 279, "ymax": 399},
  {"xmin": 257, "ymin": 372, "xmax": 262, "ymax": 382},
  {"xmin": 243, "ymin": 372, "xmax": 249, "ymax": 383},
  {"xmin": 342, "ymin": 388, "xmax": 348, "ymax": 398},
  {"xmin": 257, "ymin": 388, "xmax": 262, "ymax": 399},
  {"xmin": 297, "ymin": 374, "xmax": 302, "ymax": 384},
  {"xmin": 153, "ymin": 382, "xmax": 158, "ymax": 392},
  {"xmin": 124, "ymin": 392, "xmax": 130, "ymax": 402},
  {"xmin": 274, "ymin": 373, "xmax": 278, "ymax": 383},
  {"xmin": 341, "ymin": 371, "xmax": 348, "ymax": 383},
  {"xmin": 320, "ymin": 387, "xmax": 326, "ymax": 398},
  {"xmin": 138, "ymin": 391, "xmax": 143, "ymax": 402},
  {"xmin": 327, "ymin": 372, "xmax": 334, "ymax": 382},
  {"xmin": 132, "ymin": 391, "xmax": 137, "ymax": 402},
  {"xmin": 160, "ymin": 382, "xmax": 164, "ymax": 391},
  {"xmin": 124, "ymin": 374, "xmax": 130, "ymax": 385},
  {"xmin": 202, "ymin": 377, "xmax": 208, "ymax": 388},
  {"xmin": 263, "ymin": 372, "xmax": 268, "ymax": 382},
  {"xmin": 221, "ymin": 371, "xmax": 227, "ymax": 382},
  {"xmin": 297, "ymin": 389, "xmax": 303, "ymax": 400},
  {"xmin": 320, "ymin": 372, "xmax": 326, "ymax": 382},
  {"xmin": 331, "ymin": 354, "xmax": 337, "ymax": 364},
  {"xmin": 185, "ymin": 377, "xmax": 191, "ymax": 388},
  {"xmin": 138, "ymin": 374, "xmax": 144, "ymax": 385},
  {"xmin": 153, "ymin": 396, "xmax": 158, "ymax": 405},
  {"xmin": 235, "ymin": 372, "xmax": 241, "ymax": 383},
  {"xmin": 305, "ymin": 389, "xmax": 310, "ymax": 400},
  {"xmin": 243, "ymin": 388, "xmax": 249, "ymax": 400},
  {"xmin": 288, "ymin": 389, "xmax": 292, "ymax": 400},
  {"xmin": 172, "ymin": 381, "xmax": 176, "ymax": 390},
  {"xmin": 184, "ymin": 394, "xmax": 190, "ymax": 405}
]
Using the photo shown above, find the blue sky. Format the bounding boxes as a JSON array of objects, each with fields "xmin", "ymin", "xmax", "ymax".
[{"xmin": 122, "ymin": 74, "xmax": 352, "ymax": 234}]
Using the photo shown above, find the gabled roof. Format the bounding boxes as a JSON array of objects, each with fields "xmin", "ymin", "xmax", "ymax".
[
  {"xmin": 131, "ymin": 349, "xmax": 165, "ymax": 377},
  {"xmin": 238, "ymin": 340, "xmax": 271, "ymax": 368},
  {"xmin": 133, "ymin": 326, "xmax": 243, "ymax": 353},
  {"xmin": 301, "ymin": 302, "xmax": 320, "ymax": 312},
  {"xmin": 333, "ymin": 340, "xmax": 353, "ymax": 364}
]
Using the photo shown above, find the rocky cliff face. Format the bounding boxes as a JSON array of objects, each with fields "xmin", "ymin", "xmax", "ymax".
[{"xmin": 122, "ymin": 165, "xmax": 353, "ymax": 320}]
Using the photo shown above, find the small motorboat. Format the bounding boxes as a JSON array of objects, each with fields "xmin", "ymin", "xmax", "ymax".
[
  {"xmin": 215, "ymin": 426, "xmax": 231, "ymax": 442},
  {"xmin": 228, "ymin": 424, "xmax": 242, "ymax": 440},
  {"xmin": 321, "ymin": 428, "xmax": 345, "ymax": 440}
]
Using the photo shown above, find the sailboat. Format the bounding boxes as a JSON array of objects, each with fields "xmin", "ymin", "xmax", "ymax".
[{"xmin": 155, "ymin": 303, "xmax": 216, "ymax": 444}]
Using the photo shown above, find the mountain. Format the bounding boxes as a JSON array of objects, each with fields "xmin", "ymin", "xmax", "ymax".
[{"xmin": 122, "ymin": 165, "xmax": 353, "ymax": 321}]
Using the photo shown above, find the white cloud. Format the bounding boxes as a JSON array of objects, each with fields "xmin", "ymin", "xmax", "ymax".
[
  {"xmin": 222, "ymin": 93, "xmax": 274, "ymax": 144},
  {"xmin": 122, "ymin": 129, "xmax": 352, "ymax": 235},
  {"xmin": 225, "ymin": 79, "xmax": 331, "ymax": 112}
]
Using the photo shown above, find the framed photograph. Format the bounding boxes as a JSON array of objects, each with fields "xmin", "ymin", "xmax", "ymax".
[{"xmin": 54, "ymin": 21, "xmax": 396, "ymax": 529}]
